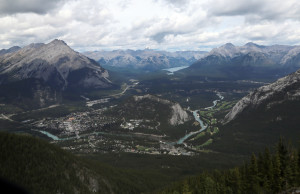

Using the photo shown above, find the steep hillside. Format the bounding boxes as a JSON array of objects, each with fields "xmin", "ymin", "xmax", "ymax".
[
  {"xmin": 209, "ymin": 69, "xmax": 300, "ymax": 154},
  {"xmin": 0, "ymin": 132, "xmax": 169, "ymax": 194},
  {"xmin": 224, "ymin": 69, "xmax": 300, "ymax": 123}
]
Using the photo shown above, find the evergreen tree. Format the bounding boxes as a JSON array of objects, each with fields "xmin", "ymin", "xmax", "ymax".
[
  {"xmin": 241, "ymin": 162, "xmax": 250, "ymax": 192},
  {"xmin": 272, "ymin": 152, "xmax": 282, "ymax": 192},
  {"xmin": 226, "ymin": 168, "xmax": 241, "ymax": 194},
  {"xmin": 277, "ymin": 137, "xmax": 289, "ymax": 190},
  {"xmin": 289, "ymin": 149, "xmax": 299, "ymax": 187},
  {"xmin": 182, "ymin": 179, "xmax": 192, "ymax": 194},
  {"xmin": 257, "ymin": 152, "xmax": 264, "ymax": 187},
  {"xmin": 298, "ymin": 146, "xmax": 300, "ymax": 185},
  {"xmin": 262, "ymin": 148, "xmax": 273, "ymax": 192},
  {"xmin": 249, "ymin": 153, "xmax": 260, "ymax": 193}
]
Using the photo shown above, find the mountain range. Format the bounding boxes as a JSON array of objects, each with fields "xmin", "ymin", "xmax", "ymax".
[
  {"xmin": 84, "ymin": 49, "xmax": 207, "ymax": 71},
  {"xmin": 182, "ymin": 42, "xmax": 300, "ymax": 80},
  {"xmin": 0, "ymin": 40, "xmax": 112, "ymax": 109}
]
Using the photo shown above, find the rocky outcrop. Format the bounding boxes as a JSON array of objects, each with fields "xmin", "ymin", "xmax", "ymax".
[
  {"xmin": 169, "ymin": 103, "xmax": 189, "ymax": 125},
  {"xmin": 224, "ymin": 69, "xmax": 300, "ymax": 123}
]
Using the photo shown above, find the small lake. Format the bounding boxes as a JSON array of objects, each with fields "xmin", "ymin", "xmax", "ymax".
[{"xmin": 163, "ymin": 66, "xmax": 189, "ymax": 75}]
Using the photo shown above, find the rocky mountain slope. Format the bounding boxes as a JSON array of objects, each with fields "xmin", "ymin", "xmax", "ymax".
[
  {"xmin": 0, "ymin": 39, "xmax": 111, "ymax": 90},
  {"xmin": 84, "ymin": 49, "xmax": 207, "ymax": 71},
  {"xmin": 0, "ymin": 40, "xmax": 112, "ymax": 109},
  {"xmin": 183, "ymin": 42, "xmax": 300, "ymax": 80},
  {"xmin": 208, "ymin": 68, "xmax": 300, "ymax": 155},
  {"xmin": 224, "ymin": 69, "xmax": 300, "ymax": 123}
]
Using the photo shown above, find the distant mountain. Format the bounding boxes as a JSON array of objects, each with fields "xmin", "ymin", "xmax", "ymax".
[
  {"xmin": 0, "ymin": 46, "xmax": 21, "ymax": 56},
  {"xmin": 209, "ymin": 69, "xmax": 300, "ymax": 154},
  {"xmin": 183, "ymin": 42, "xmax": 300, "ymax": 80},
  {"xmin": 84, "ymin": 49, "xmax": 207, "ymax": 71},
  {"xmin": 0, "ymin": 39, "xmax": 112, "ymax": 109}
]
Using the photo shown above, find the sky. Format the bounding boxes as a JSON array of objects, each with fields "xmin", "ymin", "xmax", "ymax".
[{"xmin": 0, "ymin": 0, "xmax": 300, "ymax": 51}]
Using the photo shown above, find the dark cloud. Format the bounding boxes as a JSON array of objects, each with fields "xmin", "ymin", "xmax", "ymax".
[
  {"xmin": 150, "ymin": 31, "xmax": 185, "ymax": 43},
  {"xmin": 0, "ymin": 0, "xmax": 65, "ymax": 15},
  {"xmin": 164, "ymin": 0, "xmax": 189, "ymax": 6},
  {"xmin": 150, "ymin": 31, "xmax": 171, "ymax": 43},
  {"xmin": 209, "ymin": 0, "xmax": 300, "ymax": 22},
  {"xmin": 159, "ymin": 0, "xmax": 191, "ymax": 11},
  {"xmin": 209, "ymin": 0, "xmax": 263, "ymax": 17}
]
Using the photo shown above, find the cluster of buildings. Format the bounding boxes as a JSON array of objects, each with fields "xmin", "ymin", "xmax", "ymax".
[
  {"xmin": 120, "ymin": 119, "xmax": 143, "ymax": 130},
  {"xmin": 33, "ymin": 108, "xmax": 118, "ymax": 139},
  {"xmin": 86, "ymin": 98, "xmax": 110, "ymax": 107}
]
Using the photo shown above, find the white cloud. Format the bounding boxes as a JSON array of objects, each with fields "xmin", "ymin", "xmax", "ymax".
[{"xmin": 0, "ymin": 0, "xmax": 299, "ymax": 51}]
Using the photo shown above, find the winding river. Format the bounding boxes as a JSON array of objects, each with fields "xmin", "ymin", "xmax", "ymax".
[{"xmin": 176, "ymin": 92, "xmax": 224, "ymax": 144}]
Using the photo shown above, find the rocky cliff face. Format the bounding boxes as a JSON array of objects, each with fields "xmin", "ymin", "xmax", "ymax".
[
  {"xmin": 224, "ymin": 69, "xmax": 300, "ymax": 123},
  {"xmin": 0, "ymin": 39, "xmax": 111, "ymax": 90},
  {"xmin": 169, "ymin": 103, "xmax": 189, "ymax": 125}
]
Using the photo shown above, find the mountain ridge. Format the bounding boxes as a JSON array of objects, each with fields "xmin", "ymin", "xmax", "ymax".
[
  {"xmin": 183, "ymin": 42, "xmax": 300, "ymax": 80},
  {"xmin": 224, "ymin": 68, "xmax": 300, "ymax": 123},
  {"xmin": 0, "ymin": 46, "xmax": 21, "ymax": 56}
]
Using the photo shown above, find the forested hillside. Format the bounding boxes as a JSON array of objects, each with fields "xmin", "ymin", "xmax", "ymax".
[
  {"xmin": 0, "ymin": 132, "xmax": 169, "ymax": 194},
  {"xmin": 160, "ymin": 138, "xmax": 300, "ymax": 194}
]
